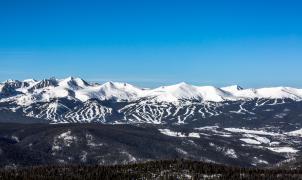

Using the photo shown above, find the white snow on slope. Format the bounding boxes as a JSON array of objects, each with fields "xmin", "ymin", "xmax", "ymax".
[
  {"xmin": 267, "ymin": 147, "xmax": 299, "ymax": 153},
  {"xmin": 99, "ymin": 82, "xmax": 143, "ymax": 101},
  {"xmin": 158, "ymin": 129, "xmax": 200, "ymax": 138},
  {"xmin": 221, "ymin": 85, "xmax": 243, "ymax": 92},
  {"xmin": 158, "ymin": 129, "xmax": 187, "ymax": 137},
  {"xmin": 52, "ymin": 130, "xmax": 77, "ymax": 151},
  {"xmin": 196, "ymin": 86, "xmax": 235, "ymax": 102},
  {"xmin": 58, "ymin": 77, "xmax": 89, "ymax": 90},
  {"xmin": 244, "ymin": 134, "xmax": 270, "ymax": 144},
  {"xmin": 224, "ymin": 128, "xmax": 280, "ymax": 136},
  {"xmin": 146, "ymin": 83, "xmax": 236, "ymax": 103},
  {"xmin": 222, "ymin": 86, "xmax": 302, "ymax": 100},
  {"xmin": 76, "ymin": 82, "xmax": 143, "ymax": 102},
  {"xmin": 146, "ymin": 82, "xmax": 203, "ymax": 102},
  {"xmin": 240, "ymin": 138, "xmax": 262, "ymax": 145},
  {"xmin": 16, "ymin": 87, "xmax": 71, "ymax": 106},
  {"xmin": 188, "ymin": 133, "xmax": 201, "ymax": 138},
  {"xmin": 287, "ymin": 128, "xmax": 302, "ymax": 137}
]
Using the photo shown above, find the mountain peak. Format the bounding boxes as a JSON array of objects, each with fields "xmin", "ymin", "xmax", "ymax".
[
  {"xmin": 3, "ymin": 79, "xmax": 15, "ymax": 83},
  {"xmin": 23, "ymin": 79, "xmax": 38, "ymax": 84},
  {"xmin": 222, "ymin": 85, "xmax": 244, "ymax": 92},
  {"xmin": 59, "ymin": 77, "xmax": 89, "ymax": 89},
  {"xmin": 176, "ymin": 82, "xmax": 189, "ymax": 86}
]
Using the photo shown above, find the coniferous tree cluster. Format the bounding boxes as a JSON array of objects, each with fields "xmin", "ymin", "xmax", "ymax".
[{"xmin": 1, "ymin": 159, "xmax": 302, "ymax": 180}]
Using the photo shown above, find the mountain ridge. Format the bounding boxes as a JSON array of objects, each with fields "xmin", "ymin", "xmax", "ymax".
[
  {"xmin": 1, "ymin": 77, "xmax": 302, "ymax": 125},
  {"xmin": 1, "ymin": 77, "xmax": 302, "ymax": 104}
]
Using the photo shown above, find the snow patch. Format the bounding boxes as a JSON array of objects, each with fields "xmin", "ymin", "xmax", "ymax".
[
  {"xmin": 159, "ymin": 129, "xmax": 200, "ymax": 138},
  {"xmin": 188, "ymin": 133, "xmax": 200, "ymax": 138},
  {"xmin": 52, "ymin": 130, "xmax": 77, "ymax": 151},
  {"xmin": 243, "ymin": 134, "xmax": 270, "ymax": 144},
  {"xmin": 209, "ymin": 143, "xmax": 238, "ymax": 159},
  {"xmin": 287, "ymin": 128, "xmax": 302, "ymax": 137},
  {"xmin": 80, "ymin": 151, "xmax": 88, "ymax": 163},
  {"xmin": 267, "ymin": 147, "xmax": 299, "ymax": 153},
  {"xmin": 225, "ymin": 149, "xmax": 238, "ymax": 159},
  {"xmin": 224, "ymin": 128, "xmax": 280, "ymax": 136},
  {"xmin": 240, "ymin": 138, "xmax": 261, "ymax": 145},
  {"xmin": 86, "ymin": 133, "xmax": 105, "ymax": 147},
  {"xmin": 175, "ymin": 148, "xmax": 188, "ymax": 155},
  {"xmin": 11, "ymin": 136, "xmax": 20, "ymax": 143},
  {"xmin": 120, "ymin": 151, "xmax": 137, "ymax": 163},
  {"xmin": 159, "ymin": 129, "xmax": 187, "ymax": 137}
]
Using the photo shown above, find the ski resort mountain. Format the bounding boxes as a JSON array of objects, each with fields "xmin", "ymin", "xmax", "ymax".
[
  {"xmin": 1, "ymin": 77, "xmax": 302, "ymax": 104},
  {"xmin": 1, "ymin": 77, "xmax": 302, "ymax": 125},
  {"xmin": 1, "ymin": 77, "xmax": 302, "ymax": 168}
]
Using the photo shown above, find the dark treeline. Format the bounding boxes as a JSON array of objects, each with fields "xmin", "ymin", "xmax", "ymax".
[{"xmin": 0, "ymin": 159, "xmax": 302, "ymax": 180}]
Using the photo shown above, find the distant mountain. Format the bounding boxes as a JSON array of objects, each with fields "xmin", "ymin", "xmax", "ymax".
[
  {"xmin": 1, "ymin": 77, "xmax": 302, "ymax": 124},
  {"xmin": 1, "ymin": 77, "xmax": 302, "ymax": 104}
]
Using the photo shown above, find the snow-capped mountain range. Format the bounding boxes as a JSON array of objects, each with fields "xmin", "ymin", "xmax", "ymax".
[
  {"xmin": 1, "ymin": 77, "xmax": 302, "ymax": 104},
  {"xmin": 1, "ymin": 77, "xmax": 302, "ymax": 124}
]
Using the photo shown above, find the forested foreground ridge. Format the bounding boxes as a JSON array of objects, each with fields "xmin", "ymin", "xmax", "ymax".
[{"xmin": 1, "ymin": 160, "xmax": 302, "ymax": 180}]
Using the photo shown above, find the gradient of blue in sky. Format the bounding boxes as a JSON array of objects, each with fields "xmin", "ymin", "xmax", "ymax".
[{"xmin": 0, "ymin": 0, "xmax": 302, "ymax": 88}]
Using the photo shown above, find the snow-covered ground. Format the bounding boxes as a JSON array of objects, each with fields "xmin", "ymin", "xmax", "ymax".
[
  {"xmin": 267, "ymin": 147, "xmax": 299, "ymax": 153},
  {"xmin": 52, "ymin": 130, "xmax": 77, "ymax": 151},
  {"xmin": 224, "ymin": 128, "xmax": 280, "ymax": 136},
  {"xmin": 287, "ymin": 128, "xmax": 302, "ymax": 137},
  {"xmin": 158, "ymin": 126, "xmax": 302, "ymax": 160},
  {"xmin": 158, "ymin": 129, "xmax": 200, "ymax": 138}
]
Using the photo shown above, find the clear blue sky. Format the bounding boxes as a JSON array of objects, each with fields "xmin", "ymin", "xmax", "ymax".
[{"xmin": 0, "ymin": 0, "xmax": 302, "ymax": 88}]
